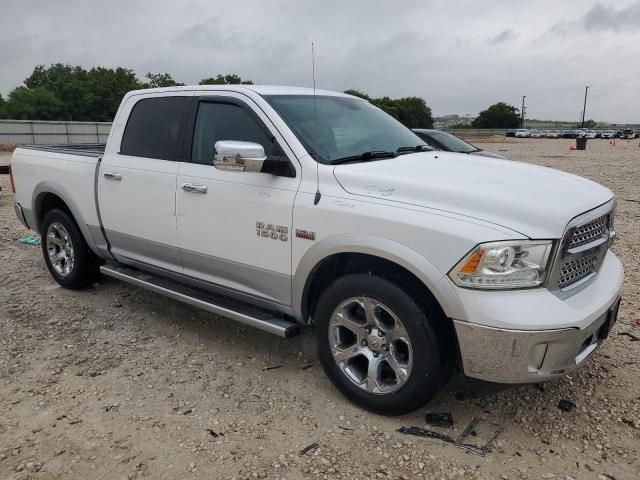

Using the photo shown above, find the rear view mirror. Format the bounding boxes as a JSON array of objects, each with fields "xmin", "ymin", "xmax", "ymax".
[{"xmin": 213, "ymin": 141, "xmax": 266, "ymax": 172}]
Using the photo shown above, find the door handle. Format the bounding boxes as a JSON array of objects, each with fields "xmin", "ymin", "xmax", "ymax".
[
  {"xmin": 182, "ymin": 183, "xmax": 208, "ymax": 194},
  {"xmin": 103, "ymin": 172, "xmax": 123, "ymax": 181}
]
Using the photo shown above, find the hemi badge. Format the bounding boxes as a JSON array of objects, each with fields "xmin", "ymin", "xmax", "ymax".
[{"xmin": 296, "ymin": 229, "xmax": 316, "ymax": 241}]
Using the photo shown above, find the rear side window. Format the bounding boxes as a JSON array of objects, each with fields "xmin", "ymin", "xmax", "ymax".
[
  {"xmin": 191, "ymin": 102, "xmax": 273, "ymax": 165},
  {"xmin": 120, "ymin": 97, "xmax": 189, "ymax": 160}
]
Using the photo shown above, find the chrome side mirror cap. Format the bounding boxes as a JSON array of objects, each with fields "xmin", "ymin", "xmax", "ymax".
[{"xmin": 213, "ymin": 140, "xmax": 266, "ymax": 172}]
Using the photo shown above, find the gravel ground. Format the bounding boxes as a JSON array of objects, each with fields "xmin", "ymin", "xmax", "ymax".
[{"xmin": 0, "ymin": 139, "xmax": 638, "ymax": 480}]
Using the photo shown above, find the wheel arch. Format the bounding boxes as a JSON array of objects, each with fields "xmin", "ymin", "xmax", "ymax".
[
  {"xmin": 32, "ymin": 181, "xmax": 100, "ymax": 255},
  {"xmin": 293, "ymin": 234, "xmax": 465, "ymax": 324}
]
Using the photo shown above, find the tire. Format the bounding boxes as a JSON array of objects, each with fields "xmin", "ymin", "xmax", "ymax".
[
  {"xmin": 315, "ymin": 273, "xmax": 444, "ymax": 415},
  {"xmin": 40, "ymin": 209, "xmax": 102, "ymax": 289}
]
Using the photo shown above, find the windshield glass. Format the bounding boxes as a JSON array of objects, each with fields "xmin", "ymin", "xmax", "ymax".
[
  {"xmin": 425, "ymin": 130, "xmax": 478, "ymax": 153},
  {"xmin": 265, "ymin": 95, "xmax": 427, "ymax": 164}
]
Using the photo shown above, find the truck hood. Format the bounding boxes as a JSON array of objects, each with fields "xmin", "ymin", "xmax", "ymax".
[{"xmin": 333, "ymin": 151, "xmax": 613, "ymax": 239}]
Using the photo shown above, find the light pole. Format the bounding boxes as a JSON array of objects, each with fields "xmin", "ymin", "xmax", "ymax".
[
  {"xmin": 581, "ymin": 86, "xmax": 589, "ymax": 128},
  {"xmin": 521, "ymin": 96, "xmax": 526, "ymax": 128}
]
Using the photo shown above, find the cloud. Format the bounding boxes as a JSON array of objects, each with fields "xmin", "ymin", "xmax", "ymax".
[
  {"xmin": 489, "ymin": 29, "xmax": 518, "ymax": 45},
  {"xmin": 550, "ymin": 1, "xmax": 640, "ymax": 35},
  {"xmin": 1, "ymin": 0, "xmax": 639, "ymax": 123},
  {"xmin": 583, "ymin": 1, "xmax": 640, "ymax": 32}
]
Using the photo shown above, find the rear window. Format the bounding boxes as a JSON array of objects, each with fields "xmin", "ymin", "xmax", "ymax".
[{"xmin": 120, "ymin": 96, "xmax": 190, "ymax": 160}]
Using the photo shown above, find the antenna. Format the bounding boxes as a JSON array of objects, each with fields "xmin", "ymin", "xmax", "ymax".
[{"xmin": 312, "ymin": 42, "xmax": 321, "ymax": 205}]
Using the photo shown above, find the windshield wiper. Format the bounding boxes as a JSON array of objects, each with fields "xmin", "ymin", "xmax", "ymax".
[
  {"xmin": 331, "ymin": 150, "xmax": 397, "ymax": 165},
  {"xmin": 397, "ymin": 145, "xmax": 432, "ymax": 153}
]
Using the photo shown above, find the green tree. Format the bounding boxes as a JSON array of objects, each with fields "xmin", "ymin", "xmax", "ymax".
[
  {"xmin": 0, "ymin": 94, "xmax": 6, "ymax": 119},
  {"xmin": 23, "ymin": 63, "xmax": 142, "ymax": 120},
  {"xmin": 199, "ymin": 74, "xmax": 253, "ymax": 85},
  {"xmin": 344, "ymin": 90, "xmax": 433, "ymax": 128},
  {"xmin": 84, "ymin": 67, "xmax": 145, "ymax": 121},
  {"xmin": 143, "ymin": 72, "xmax": 183, "ymax": 88},
  {"xmin": 471, "ymin": 102, "xmax": 520, "ymax": 128},
  {"xmin": 4, "ymin": 86, "xmax": 64, "ymax": 120}
]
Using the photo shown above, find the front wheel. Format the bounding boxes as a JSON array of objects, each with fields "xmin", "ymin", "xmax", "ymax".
[{"xmin": 315, "ymin": 274, "xmax": 444, "ymax": 415}]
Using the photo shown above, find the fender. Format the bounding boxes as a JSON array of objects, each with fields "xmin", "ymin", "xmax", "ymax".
[
  {"xmin": 32, "ymin": 179, "xmax": 103, "ymax": 257},
  {"xmin": 292, "ymin": 233, "xmax": 467, "ymax": 322}
]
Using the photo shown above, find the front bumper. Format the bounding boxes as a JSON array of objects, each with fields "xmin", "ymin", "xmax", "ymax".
[
  {"xmin": 451, "ymin": 251, "xmax": 623, "ymax": 383},
  {"xmin": 454, "ymin": 296, "xmax": 619, "ymax": 383}
]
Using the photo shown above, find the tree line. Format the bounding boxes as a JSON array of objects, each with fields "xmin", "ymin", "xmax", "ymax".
[
  {"xmin": 0, "ymin": 63, "xmax": 524, "ymax": 129},
  {"xmin": 0, "ymin": 65, "xmax": 255, "ymax": 122}
]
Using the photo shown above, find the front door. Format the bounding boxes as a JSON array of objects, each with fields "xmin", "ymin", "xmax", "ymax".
[
  {"xmin": 176, "ymin": 94, "xmax": 300, "ymax": 306},
  {"xmin": 99, "ymin": 93, "xmax": 192, "ymax": 271}
]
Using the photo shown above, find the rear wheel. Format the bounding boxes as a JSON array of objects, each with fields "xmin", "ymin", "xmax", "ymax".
[
  {"xmin": 315, "ymin": 273, "xmax": 444, "ymax": 415},
  {"xmin": 41, "ymin": 209, "xmax": 102, "ymax": 289}
]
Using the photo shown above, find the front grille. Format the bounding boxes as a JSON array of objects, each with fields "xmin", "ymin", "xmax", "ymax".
[
  {"xmin": 568, "ymin": 214, "xmax": 609, "ymax": 250},
  {"xmin": 557, "ymin": 254, "xmax": 598, "ymax": 289},
  {"xmin": 550, "ymin": 203, "xmax": 614, "ymax": 294}
]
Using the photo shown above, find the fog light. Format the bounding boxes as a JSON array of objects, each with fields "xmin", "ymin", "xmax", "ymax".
[{"xmin": 527, "ymin": 343, "xmax": 548, "ymax": 372}]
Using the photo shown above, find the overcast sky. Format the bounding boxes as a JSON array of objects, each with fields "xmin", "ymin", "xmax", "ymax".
[{"xmin": 2, "ymin": 0, "xmax": 639, "ymax": 122}]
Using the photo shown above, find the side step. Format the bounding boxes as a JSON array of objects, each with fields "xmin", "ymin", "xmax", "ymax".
[{"xmin": 100, "ymin": 264, "xmax": 301, "ymax": 338}]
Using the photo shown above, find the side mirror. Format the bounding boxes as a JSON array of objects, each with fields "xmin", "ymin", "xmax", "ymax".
[{"xmin": 213, "ymin": 140, "xmax": 266, "ymax": 172}]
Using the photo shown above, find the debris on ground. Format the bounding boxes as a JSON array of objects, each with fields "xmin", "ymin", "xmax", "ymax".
[
  {"xmin": 398, "ymin": 417, "xmax": 503, "ymax": 456},
  {"xmin": 299, "ymin": 442, "xmax": 319, "ymax": 456},
  {"xmin": 426, "ymin": 412, "xmax": 454, "ymax": 428},
  {"xmin": 206, "ymin": 429, "xmax": 223, "ymax": 438},
  {"xmin": 618, "ymin": 332, "xmax": 639, "ymax": 341},
  {"xmin": 19, "ymin": 235, "xmax": 40, "ymax": 246},
  {"xmin": 558, "ymin": 399, "xmax": 576, "ymax": 412},
  {"xmin": 262, "ymin": 365, "xmax": 283, "ymax": 371},
  {"xmin": 301, "ymin": 364, "xmax": 313, "ymax": 370}
]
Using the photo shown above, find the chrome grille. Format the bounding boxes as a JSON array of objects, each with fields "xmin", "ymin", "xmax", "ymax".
[
  {"xmin": 549, "ymin": 202, "xmax": 614, "ymax": 294},
  {"xmin": 568, "ymin": 214, "xmax": 608, "ymax": 250},
  {"xmin": 557, "ymin": 254, "xmax": 598, "ymax": 289}
]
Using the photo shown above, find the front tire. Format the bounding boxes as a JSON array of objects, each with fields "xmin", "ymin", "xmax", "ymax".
[
  {"xmin": 41, "ymin": 209, "xmax": 101, "ymax": 289},
  {"xmin": 315, "ymin": 274, "xmax": 444, "ymax": 415}
]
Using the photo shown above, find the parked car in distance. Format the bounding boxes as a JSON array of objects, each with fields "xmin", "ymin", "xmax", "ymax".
[
  {"xmin": 584, "ymin": 130, "xmax": 597, "ymax": 139},
  {"xmin": 620, "ymin": 129, "xmax": 635, "ymax": 139},
  {"xmin": 545, "ymin": 130, "xmax": 562, "ymax": 138},
  {"xmin": 412, "ymin": 129, "xmax": 508, "ymax": 160},
  {"xmin": 515, "ymin": 129, "xmax": 529, "ymax": 137},
  {"xmin": 529, "ymin": 130, "xmax": 545, "ymax": 138},
  {"xmin": 505, "ymin": 129, "xmax": 516, "ymax": 137},
  {"xmin": 9, "ymin": 85, "xmax": 623, "ymax": 415},
  {"xmin": 601, "ymin": 130, "xmax": 615, "ymax": 139}
]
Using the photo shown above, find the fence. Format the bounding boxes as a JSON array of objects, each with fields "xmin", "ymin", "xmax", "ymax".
[{"xmin": 0, "ymin": 120, "xmax": 112, "ymax": 145}]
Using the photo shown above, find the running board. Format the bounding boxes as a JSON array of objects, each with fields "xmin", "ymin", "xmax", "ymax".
[{"xmin": 100, "ymin": 264, "xmax": 300, "ymax": 338}]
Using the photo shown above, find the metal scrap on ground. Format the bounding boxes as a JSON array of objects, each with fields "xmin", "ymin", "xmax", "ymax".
[{"xmin": 398, "ymin": 417, "xmax": 504, "ymax": 456}]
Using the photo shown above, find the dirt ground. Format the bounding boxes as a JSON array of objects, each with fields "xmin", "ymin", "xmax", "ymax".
[{"xmin": 0, "ymin": 139, "xmax": 638, "ymax": 480}]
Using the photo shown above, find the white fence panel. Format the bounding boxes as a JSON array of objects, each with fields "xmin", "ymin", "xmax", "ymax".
[{"xmin": 0, "ymin": 120, "xmax": 112, "ymax": 145}]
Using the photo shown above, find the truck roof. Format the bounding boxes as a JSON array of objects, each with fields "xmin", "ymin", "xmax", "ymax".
[{"xmin": 126, "ymin": 85, "xmax": 351, "ymax": 97}]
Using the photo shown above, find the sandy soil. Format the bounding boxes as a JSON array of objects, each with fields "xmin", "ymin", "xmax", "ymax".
[{"xmin": 0, "ymin": 139, "xmax": 638, "ymax": 480}]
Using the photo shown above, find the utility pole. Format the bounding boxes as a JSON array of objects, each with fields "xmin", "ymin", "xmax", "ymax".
[
  {"xmin": 521, "ymin": 96, "xmax": 526, "ymax": 128},
  {"xmin": 581, "ymin": 86, "xmax": 589, "ymax": 128}
]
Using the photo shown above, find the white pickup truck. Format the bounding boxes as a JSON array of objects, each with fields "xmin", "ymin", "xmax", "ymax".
[{"xmin": 10, "ymin": 86, "xmax": 623, "ymax": 415}]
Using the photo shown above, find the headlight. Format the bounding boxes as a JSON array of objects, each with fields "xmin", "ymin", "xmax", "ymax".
[{"xmin": 449, "ymin": 240, "xmax": 554, "ymax": 289}]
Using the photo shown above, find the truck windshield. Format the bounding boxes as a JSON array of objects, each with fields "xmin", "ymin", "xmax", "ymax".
[
  {"xmin": 265, "ymin": 95, "xmax": 427, "ymax": 164},
  {"xmin": 424, "ymin": 131, "xmax": 478, "ymax": 154}
]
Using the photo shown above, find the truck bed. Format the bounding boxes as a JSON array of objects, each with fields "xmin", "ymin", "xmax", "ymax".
[{"xmin": 19, "ymin": 143, "xmax": 106, "ymax": 158}]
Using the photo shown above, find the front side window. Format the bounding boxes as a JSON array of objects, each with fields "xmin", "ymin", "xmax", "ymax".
[
  {"xmin": 191, "ymin": 102, "xmax": 274, "ymax": 165},
  {"xmin": 120, "ymin": 96, "xmax": 189, "ymax": 160},
  {"xmin": 265, "ymin": 95, "xmax": 427, "ymax": 164}
]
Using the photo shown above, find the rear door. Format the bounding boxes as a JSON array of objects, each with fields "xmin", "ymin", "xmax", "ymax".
[
  {"xmin": 176, "ymin": 93, "xmax": 300, "ymax": 306},
  {"xmin": 99, "ymin": 92, "xmax": 192, "ymax": 271}
]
